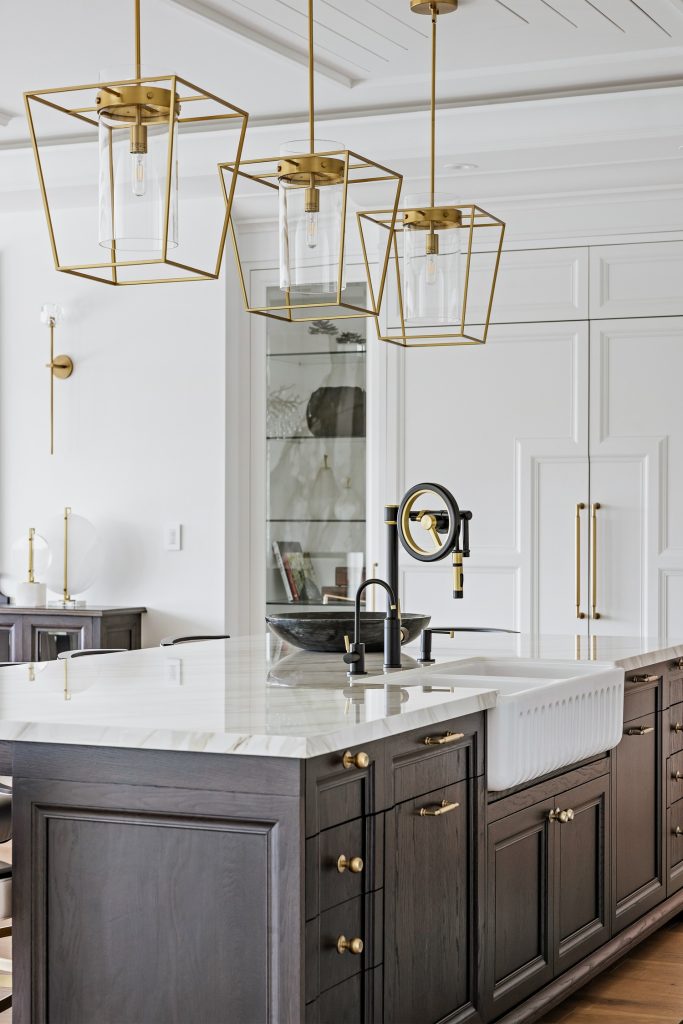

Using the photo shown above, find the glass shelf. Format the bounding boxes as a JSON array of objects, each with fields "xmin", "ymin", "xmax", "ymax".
[{"xmin": 265, "ymin": 283, "xmax": 368, "ymax": 609}]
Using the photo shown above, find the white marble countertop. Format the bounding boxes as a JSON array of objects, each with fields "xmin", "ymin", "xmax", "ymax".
[{"xmin": 0, "ymin": 632, "xmax": 680, "ymax": 759}]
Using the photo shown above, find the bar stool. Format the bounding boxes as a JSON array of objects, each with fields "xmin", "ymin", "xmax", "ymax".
[
  {"xmin": 57, "ymin": 649, "xmax": 127, "ymax": 660},
  {"xmin": 0, "ymin": 791, "xmax": 12, "ymax": 1012},
  {"xmin": 159, "ymin": 635, "xmax": 230, "ymax": 647}
]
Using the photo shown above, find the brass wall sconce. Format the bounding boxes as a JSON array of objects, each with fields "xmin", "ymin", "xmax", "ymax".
[{"xmin": 40, "ymin": 304, "xmax": 73, "ymax": 455}]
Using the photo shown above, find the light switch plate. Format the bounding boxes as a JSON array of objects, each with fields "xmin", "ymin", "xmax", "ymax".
[{"xmin": 164, "ymin": 523, "xmax": 182, "ymax": 551}]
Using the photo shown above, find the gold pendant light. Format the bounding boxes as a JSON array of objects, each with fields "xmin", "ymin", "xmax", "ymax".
[
  {"xmin": 219, "ymin": 0, "xmax": 403, "ymax": 323},
  {"xmin": 361, "ymin": 0, "xmax": 505, "ymax": 347},
  {"xmin": 24, "ymin": 0, "xmax": 248, "ymax": 286}
]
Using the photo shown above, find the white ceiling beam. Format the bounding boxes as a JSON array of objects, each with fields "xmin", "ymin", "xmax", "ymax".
[{"xmin": 162, "ymin": 0, "xmax": 356, "ymax": 88}]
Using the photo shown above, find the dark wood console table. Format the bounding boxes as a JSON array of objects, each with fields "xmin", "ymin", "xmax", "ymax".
[{"xmin": 0, "ymin": 606, "xmax": 146, "ymax": 662}]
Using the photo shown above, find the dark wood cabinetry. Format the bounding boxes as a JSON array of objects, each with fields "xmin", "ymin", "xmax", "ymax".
[{"xmin": 0, "ymin": 605, "xmax": 145, "ymax": 660}]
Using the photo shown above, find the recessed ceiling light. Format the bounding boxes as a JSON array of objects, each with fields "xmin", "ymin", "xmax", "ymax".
[{"xmin": 445, "ymin": 162, "xmax": 479, "ymax": 171}]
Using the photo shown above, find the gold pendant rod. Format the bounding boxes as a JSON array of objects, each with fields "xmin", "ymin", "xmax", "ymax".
[
  {"xmin": 49, "ymin": 319, "xmax": 55, "ymax": 456},
  {"xmin": 308, "ymin": 0, "xmax": 315, "ymax": 152},
  {"xmin": 135, "ymin": 0, "xmax": 142, "ymax": 79},
  {"xmin": 430, "ymin": 4, "xmax": 437, "ymax": 207}
]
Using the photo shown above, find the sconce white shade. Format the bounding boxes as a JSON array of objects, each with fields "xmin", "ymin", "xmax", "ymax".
[{"xmin": 40, "ymin": 303, "xmax": 62, "ymax": 325}]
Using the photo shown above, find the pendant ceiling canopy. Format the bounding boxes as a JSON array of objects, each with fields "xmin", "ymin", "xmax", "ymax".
[
  {"xmin": 219, "ymin": 0, "xmax": 403, "ymax": 323},
  {"xmin": 24, "ymin": 0, "xmax": 248, "ymax": 286},
  {"xmin": 361, "ymin": 0, "xmax": 506, "ymax": 348}
]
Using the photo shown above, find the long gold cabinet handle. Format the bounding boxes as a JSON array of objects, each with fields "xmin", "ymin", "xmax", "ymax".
[
  {"xmin": 336, "ymin": 935, "xmax": 364, "ymax": 955},
  {"xmin": 591, "ymin": 502, "xmax": 601, "ymax": 620},
  {"xmin": 418, "ymin": 799, "xmax": 459, "ymax": 817},
  {"xmin": 549, "ymin": 807, "xmax": 575, "ymax": 824},
  {"xmin": 672, "ymin": 658, "xmax": 683, "ymax": 671},
  {"xmin": 423, "ymin": 731, "xmax": 464, "ymax": 746},
  {"xmin": 626, "ymin": 725, "xmax": 655, "ymax": 736},
  {"xmin": 575, "ymin": 502, "xmax": 586, "ymax": 620},
  {"xmin": 342, "ymin": 750, "xmax": 370, "ymax": 770},
  {"xmin": 630, "ymin": 675, "xmax": 660, "ymax": 685},
  {"xmin": 337, "ymin": 854, "xmax": 363, "ymax": 874}
]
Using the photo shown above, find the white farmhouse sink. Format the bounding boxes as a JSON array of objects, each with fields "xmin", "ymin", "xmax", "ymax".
[{"xmin": 423, "ymin": 658, "xmax": 625, "ymax": 791}]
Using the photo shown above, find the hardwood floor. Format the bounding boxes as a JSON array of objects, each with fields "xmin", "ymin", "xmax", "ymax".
[{"xmin": 540, "ymin": 914, "xmax": 683, "ymax": 1024}]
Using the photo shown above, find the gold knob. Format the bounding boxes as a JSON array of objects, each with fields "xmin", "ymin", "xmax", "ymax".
[
  {"xmin": 674, "ymin": 826, "xmax": 683, "ymax": 839},
  {"xmin": 336, "ymin": 935, "xmax": 364, "ymax": 955},
  {"xmin": 549, "ymin": 808, "xmax": 575, "ymax": 824},
  {"xmin": 674, "ymin": 771, "xmax": 683, "ymax": 782},
  {"xmin": 674, "ymin": 723, "xmax": 683, "ymax": 734},
  {"xmin": 337, "ymin": 854, "xmax": 364, "ymax": 874},
  {"xmin": 342, "ymin": 750, "xmax": 370, "ymax": 770}
]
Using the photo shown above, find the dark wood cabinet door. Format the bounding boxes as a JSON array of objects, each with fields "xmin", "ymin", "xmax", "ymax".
[
  {"xmin": 554, "ymin": 774, "xmax": 611, "ymax": 973},
  {"xmin": 668, "ymin": 802, "xmax": 683, "ymax": 896},
  {"xmin": 612, "ymin": 713, "xmax": 665, "ymax": 933},
  {"xmin": 486, "ymin": 798, "xmax": 554, "ymax": 1019},
  {"xmin": 385, "ymin": 780, "xmax": 481, "ymax": 1024}
]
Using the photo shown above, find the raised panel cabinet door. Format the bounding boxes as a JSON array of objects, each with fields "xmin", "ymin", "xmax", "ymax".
[
  {"xmin": 401, "ymin": 321, "xmax": 589, "ymax": 636},
  {"xmin": 667, "ymin": 802, "xmax": 683, "ymax": 896},
  {"xmin": 486, "ymin": 799, "xmax": 554, "ymax": 1019},
  {"xmin": 554, "ymin": 774, "xmax": 611, "ymax": 974},
  {"xmin": 612, "ymin": 712, "xmax": 665, "ymax": 933},
  {"xmin": 467, "ymin": 246, "xmax": 588, "ymax": 325},
  {"xmin": 384, "ymin": 780, "xmax": 480, "ymax": 1024},
  {"xmin": 589, "ymin": 317, "xmax": 683, "ymax": 637},
  {"xmin": 589, "ymin": 241, "xmax": 683, "ymax": 319}
]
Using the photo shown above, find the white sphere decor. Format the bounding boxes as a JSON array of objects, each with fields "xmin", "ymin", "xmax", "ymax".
[{"xmin": 43, "ymin": 512, "xmax": 103, "ymax": 601}]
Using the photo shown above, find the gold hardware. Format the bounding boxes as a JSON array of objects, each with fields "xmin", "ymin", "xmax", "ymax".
[
  {"xmin": 626, "ymin": 725, "xmax": 655, "ymax": 736},
  {"xmin": 672, "ymin": 658, "xmax": 683, "ymax": 671},
  {"xmin": 400, "ymin": 488, "xmax": 444, "ymax": 558},
  {"xmin": 25, "ymin": 0, "xmax": 249, "ymax": 286},
  {"xmin": 336, "ymin": 935, "xmax": 364, "ymax": 955},
  {"xmin": 342, "ymin": 750, "xmax": 370, "ymax": 770},
  {"xmin": 343, "ymin": 635, "xmax": 351, "ymax": 654},
  {"xmin": 337, "ymin": 854, "xmax": 364, "ymax": 874},
  {"xmin": 419, "ymin": 799, "xmax": 459, "ymax": 817},
  {"xmin": 549, "ymin": 808, "xmax": 575, "ymax": 824},
  {"xmin": 674, "ymin": 826, "xmax": 683, "ymax": 839},
  {"xmin": 575, "ymin": 503, "xmax": 586, "ymax": 619},
  {"xmin": 411, "ymin": 0, "xmax": 458, "ymax": 11},
  {"xmin": 44, "ymin": 314, "xmax": 74, "ymax": 455},
  {"xmin": 630, "ymin": 674, "xmax": 660, "ymax": 684},
  {"xmin": 63, "ymin": 506, "xmax": 71, "ymax": 603},
  {"xmin": 673, "ymin": 722, "xmax": 683, "ymax": 734},
  {"xmin": 424, "ymin": 731, "xmax": 464, "ymax": 746},
  {"xmin": 673, "ymin": 771, "xmax": 682, "ymax": 781},
  {"xmin": 591, "ymin": 502, "xmax": 601, "ymax": 619},
  {"xmin": 28, "ymin": 528, "xmax": 35, "ymax": 584},
  {"xmin": 276, "ymin": 154, "xmax": 345, "ymax": 186},
  {"xmin": 403, "ymin": 206, "xmax": 462, "ymax": 231}
]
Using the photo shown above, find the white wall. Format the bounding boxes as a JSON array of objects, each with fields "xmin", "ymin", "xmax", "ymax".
[{"xmin": 0, "ymin": 196, "xmax": 228, "ymax": 646}]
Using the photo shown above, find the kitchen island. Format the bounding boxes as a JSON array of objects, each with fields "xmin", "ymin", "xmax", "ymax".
[{"xmin": 2, "ymin": 633, "xmax": 683, "ymax": 1023}]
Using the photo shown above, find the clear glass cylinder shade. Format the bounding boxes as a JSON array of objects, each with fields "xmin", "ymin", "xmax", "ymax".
[
  {"xmin": 98, "ymin": 112, "xmax": 178, "ymax": 255},
  {"xmin": 403, "ymin": 193, "xmax": 461, "ymax": 327},
  {"xmin": 279, "ymin": 140, "xmax": 346, "ymax": 298}
]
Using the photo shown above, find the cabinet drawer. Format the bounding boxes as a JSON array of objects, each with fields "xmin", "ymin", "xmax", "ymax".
[
  {"xmin": 667, "ymin": 803, "xmax": 683, "ymax": 897},
  {"xmin": 669, "ymin": 667, "xmax": 683, "ymax": 708},
  {"xmin": 670, "ymin": 751, "xmax": 683, "ymax": 807},
  {"xmin": 306, "ymin": 816, "xmax": 383, "ymax": 920},
  {"xmin": 306, "ymin": 966, "xmax": 382, "ymax": 1024},
  {"xmin": 306, "ymin": 740, "xmax": 386, "ymax": 837},
  {"xmin": 669, "ymin": 705, "xmax": 683, "ymax": 755},
  {"xmin": 305, "ymin": 891, "xmax": 383, "ymax": 1004},
  {"xmin": 385, "ymin": 710, "xmax": 484, "ymax": 805},
  {"xmin": 623, "ymin": 677, "xmax": 661, "ymax": 722}
]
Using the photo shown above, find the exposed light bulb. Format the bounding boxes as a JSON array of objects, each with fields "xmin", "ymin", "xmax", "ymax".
[
  {"xmin": 132, "ymin": 152, "xmax": 147, "ymax": 197},
  {"xmin": 306, "ymin": 210, "xmax": 319, "ymax": 249},
  {"xmin": 425, "ymin": 252, "xmax": 438, "ymax": 285}
]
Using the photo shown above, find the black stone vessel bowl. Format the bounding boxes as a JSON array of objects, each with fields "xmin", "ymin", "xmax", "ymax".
[{"xmin": 266, "ymin": 611, "xmax": 431, "ymax": 654}]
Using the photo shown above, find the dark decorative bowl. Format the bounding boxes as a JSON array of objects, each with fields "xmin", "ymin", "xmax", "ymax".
[{"xmin": 265, "ymin": 611, "xmax": 431, "ymax": 653}]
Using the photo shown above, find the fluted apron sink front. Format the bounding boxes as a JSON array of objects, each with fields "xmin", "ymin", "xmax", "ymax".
[{"xmin": 424, "ymin": 658, "xmax": 625, "ymax": 791}]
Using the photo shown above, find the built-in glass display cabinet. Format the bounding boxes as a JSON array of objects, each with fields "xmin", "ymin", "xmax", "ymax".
[{"xmin": 265, "ymin": 283, "xmax": 368, "ymax": 611}]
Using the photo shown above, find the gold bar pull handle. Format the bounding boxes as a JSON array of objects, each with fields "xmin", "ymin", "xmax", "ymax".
[
  {"xmin": 423, "ymin": 731, "xmax": 464, "ymax": 746},
  {"xmin": 626, "ymin": 725, "xmax": 655, "ymax": 736},
  {"xmin": 591, "ymin": 502, "xmax": 601, "ymax": 620},
  {"xmin": 418, "ymin": 799, "xmax": 459, "ymax": 817},
  {"xmin": 630, "ymin": 674, "xmax": 660, "ymax": 685},
  {"xmin": 575, "ymin": 502, "xmax": 586, "ymax": 620}
]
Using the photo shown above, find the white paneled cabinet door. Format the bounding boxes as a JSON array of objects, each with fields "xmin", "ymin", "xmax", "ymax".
[
  {"xmin": 400, "ymin": 322, "xmax": 589, "ymax": 635},
  {"xmin": 589, "ymin": 317, "xmax": 683, "ymax": 638}
]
